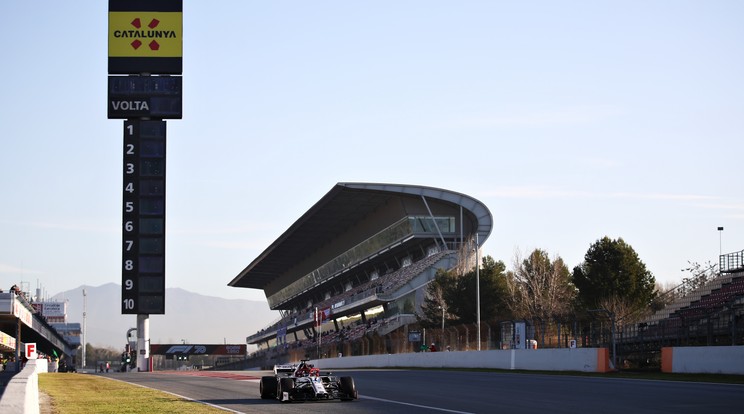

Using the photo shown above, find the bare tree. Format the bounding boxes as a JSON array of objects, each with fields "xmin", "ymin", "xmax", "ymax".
[
  {"xmin": 419, "ymin": 269, "xmax": 453, "ymax": 328},
  {"xmin": 648, "ymin": 281, "xmax": 678, "ymax": 313},
  {"xmin": 597, "ymin": 295, "xmax": 652, "ymax": 329},
  {"xmin": 506, "ymin": 248, "xmax": 576, "ymax": 323},
  {"xmin": 645, "ymin": 262, "xmax": 718, "ymax": 317},
  {"xmin": 679, "ymin": 261, "xmax": 718, "ymax": 297},
  {"xmin": 453, "ymin": 237, "xmax": 478, "ymax": 276}
]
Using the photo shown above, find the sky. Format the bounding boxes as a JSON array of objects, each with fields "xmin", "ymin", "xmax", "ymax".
[{"xmin": 1, "ymin": 1, "xmax": 743, "ymax": 307}]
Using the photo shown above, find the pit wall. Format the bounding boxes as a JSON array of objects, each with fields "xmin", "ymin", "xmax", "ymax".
[
  {"xmin": 310, "ymin": 347, "xmax": 611, "ymax": 373},
  {"xmin": 662, "ymin": 346, "xmax": 744, "ymax": 374},
  {"xmin": 0, "ymin": 358, "xmax": 47, "ymax": 414}
]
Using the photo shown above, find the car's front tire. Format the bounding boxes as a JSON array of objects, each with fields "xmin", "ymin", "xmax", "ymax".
[
  {"xmin": 339, "ymin": 376, "xmax": 358, "ymax": 400},
  {"xmin": 259, "ymin": 376, "xmax": 277, "ymax": 399},
  {"xmin": 278, "ymin": 377, "xmax": 295, "ymax": 402}
]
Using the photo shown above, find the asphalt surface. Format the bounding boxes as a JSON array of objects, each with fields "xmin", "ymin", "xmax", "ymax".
[
  {"xmin": 0, "ymin": 370, "xmax": 15, "ymax": 399},
  {"xmin": 108, "ymin": 369, "xmax": 744, "ymax": 414}
]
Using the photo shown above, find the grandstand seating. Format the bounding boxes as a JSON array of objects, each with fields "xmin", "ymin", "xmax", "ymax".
[
  {"xmin": 247, "ymin": 250, "xmax": 457, "ymax": 349},
  {"xmin": 646, "ymin": 273, "xmax": 744, "ymax": 323},
  {"xmin": 645, "ymin": 274, "xmax": 744, "ymax": 329},
  {"xmin": 617, "ymin": 274, "xmax": 743, "ymax": 347},
  {"xmin": 299, "ymin": 251, "xmax": 449, "ymax": 317}
]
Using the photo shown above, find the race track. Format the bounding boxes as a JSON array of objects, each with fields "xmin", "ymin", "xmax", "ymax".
[{"xmin": 110, "ymin": 369, "xmax": 744, "ymax": 414}]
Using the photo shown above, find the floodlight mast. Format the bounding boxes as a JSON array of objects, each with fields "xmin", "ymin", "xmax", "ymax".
[{"xmin": 718, "ymin": 226, "xmax": 724, "ymax": 258}]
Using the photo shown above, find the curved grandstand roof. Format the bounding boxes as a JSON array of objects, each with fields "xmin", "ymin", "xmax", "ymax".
[{"xmin": 228, "ymin": 182, "xmax": 492, "ymax": 291}]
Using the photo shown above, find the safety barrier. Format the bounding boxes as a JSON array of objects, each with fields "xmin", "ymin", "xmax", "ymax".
[
  {"xmin": 661, "ymin": 346, "xmax": 744, "ymax": 374},
  {"xmin": 0, "ymin": 359, "xmax": 47, "ymax": 414},
  {"xmin": 310, "ymin": 347, "xmax": 612, "ymax": 373}
]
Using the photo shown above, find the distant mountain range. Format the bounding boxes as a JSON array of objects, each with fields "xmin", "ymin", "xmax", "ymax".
[{"xmin": 51, "ymin": 283, "xmax": 280, "ymax": 350}]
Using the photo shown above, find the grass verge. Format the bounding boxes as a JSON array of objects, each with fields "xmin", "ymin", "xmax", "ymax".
[{"xmin": 38, "ymin": 373, "xmax": 228, "ymax": 414}]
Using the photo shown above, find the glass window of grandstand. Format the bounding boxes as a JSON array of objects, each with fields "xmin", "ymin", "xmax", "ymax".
[{"xmin": 410, "ymin": 216, "xmax": 455, "ymax": 233}]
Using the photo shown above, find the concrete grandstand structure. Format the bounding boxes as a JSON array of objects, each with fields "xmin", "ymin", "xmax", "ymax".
[{"xmin": 228, "ymin": 183, "xmax": 492, "ymax": 364}]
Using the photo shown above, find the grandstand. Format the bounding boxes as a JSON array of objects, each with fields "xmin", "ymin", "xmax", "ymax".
[
  {"xmin": 620, "ymin": 249, "xmax": 744, "ymax": 351},
  {"xmin": 646, "ymin": 271, "xmax": 744, "ymax": 324},
  {"xmin": 228, "ymin": 183, "xmax": 492, "ymax": 365}
]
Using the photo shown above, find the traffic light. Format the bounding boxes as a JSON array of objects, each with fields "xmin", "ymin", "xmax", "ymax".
[{"xmin": 125, "ymin": 353, "xmax": 131, "ymax": 364}]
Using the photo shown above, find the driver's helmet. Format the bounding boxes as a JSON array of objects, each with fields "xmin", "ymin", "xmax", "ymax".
[{"xmin": 294, "ymin": 362, "xmax": 310, "ymax": 377}]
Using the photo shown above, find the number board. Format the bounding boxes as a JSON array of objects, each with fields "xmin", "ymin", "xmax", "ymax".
[
  {"xmin": 108, "ymin": 76, "xmax": 182, "ymax": 119},
  {"xmin": 122, "ymin": 120, "xmax": 166, "ymax": 314}
]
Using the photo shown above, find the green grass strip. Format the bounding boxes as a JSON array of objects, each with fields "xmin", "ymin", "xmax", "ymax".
[{"xmin": 38, "ymin": 373, "xmax": 229, "ymax": 414}]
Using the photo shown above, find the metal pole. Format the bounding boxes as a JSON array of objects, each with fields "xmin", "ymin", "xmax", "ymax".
[
  {"xmin": 16, "ymin": 317, "xmax": 21, "ymax": 372},
  {"xmin": 611, "ymin": 312, "xmax": 616, "ymax": 369},
  {"xmin": 441, "ymin": 305, "xmax": 445, "ymax": 347},
  {"xmin": 718, "ymin": 227, "xmax": 724, "ymax": 257},
  {"xmin": 316, "ymin": 307, "xmax": 321, "ymax": 360},
  {"xmin": 476, "ymin": 233, "xmax": 481, "ymax": 351},
  {"xmin": 82, "ymin": 288, "xmax": 87, "ymax": 370},
  {"xmin": 718, "ymin": 226, "xmax": 724, "ymax": 272},
  {"xmin": 589, "ymin": 309, "xmax": 616, "ymax": 369}
]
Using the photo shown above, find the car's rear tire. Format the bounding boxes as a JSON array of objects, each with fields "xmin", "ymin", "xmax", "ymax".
[
  {"xmin": 278, "ymin": 377, "xmax": 295, "ymax": 402},
  {"xmin": 260, "ymin": 376, "xmax": 277, "ymax": 399},
  {"xmin": 339, "ymin": 376, "xmax": 358, "ymax": 400}
]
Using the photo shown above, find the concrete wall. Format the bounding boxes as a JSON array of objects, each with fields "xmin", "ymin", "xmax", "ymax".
[
  {"xmin": 0, "ymin": 359, "xmax": 47, "ymax": 414},
  {"xmin": 662, "ymin": 346, "xmax": 744, "ymax": 374},
  {"xmin": 310, "ymin": 347, "xmax": 611, "ymax": 373}
]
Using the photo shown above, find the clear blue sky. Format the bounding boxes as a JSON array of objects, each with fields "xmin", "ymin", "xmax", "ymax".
[{"xmin": 1, "ymin": 1, "xmax": 742, "ymax": 303}]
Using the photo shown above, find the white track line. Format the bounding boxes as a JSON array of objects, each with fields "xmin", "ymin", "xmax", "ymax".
[{"xmin": 361, "ymin": 395, "xmax": 475, "ymax": 414}]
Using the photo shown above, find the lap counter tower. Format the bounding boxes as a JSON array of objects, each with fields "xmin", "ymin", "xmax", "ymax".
[{"xmin": 108, "ymin": 0, "xmax": 183, "ymax": 372}]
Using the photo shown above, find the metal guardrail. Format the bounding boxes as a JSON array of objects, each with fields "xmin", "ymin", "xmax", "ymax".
[{"xmin": 720, "ymin": 250, "xmax": 744, "ymax": 273}]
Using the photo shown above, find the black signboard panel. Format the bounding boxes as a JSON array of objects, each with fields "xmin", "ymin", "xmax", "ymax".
[
  {"xmin": 108, "ymin": 76, "xmax": 182, "ymax": 119},
  {"xmin": 122, "ymin": 120, "xmax": 166, "ymax": 314}
]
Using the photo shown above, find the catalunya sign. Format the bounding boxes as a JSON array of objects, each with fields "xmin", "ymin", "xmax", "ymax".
[{"xmin": 108, "ymin": 0, "xmax": 182, "ymax": 74}]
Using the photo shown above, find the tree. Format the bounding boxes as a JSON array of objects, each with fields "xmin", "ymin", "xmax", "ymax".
[
  {"xmin": 572, "ymin": 237, "xmax": 657, "ymax": 324},
  {"xmin": 85, "ymin": 344, "xmax": 123, "ymax": 369},
  {"xmin": 419, "ymin": 255, "xmax": 510, "ymax": 326},
  {"xmin": 444, "ymin": 255, "xmax": 510, "ymax": 324},
  {"xmin": 419, "ymin": 269, "xmax": 455, "ymax": 328},
  {"xmin": 649, "ymin": 281, "xmax": 677, "ymax": 312},
  {"xmin": 506, "ymin": 248, "xmax": 576, "ymax": 321}
]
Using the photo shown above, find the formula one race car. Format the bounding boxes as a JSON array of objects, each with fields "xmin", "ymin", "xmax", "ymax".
[{"xmin": 259, "ymin": 360, "xmax": 358, "ymax": 402}]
